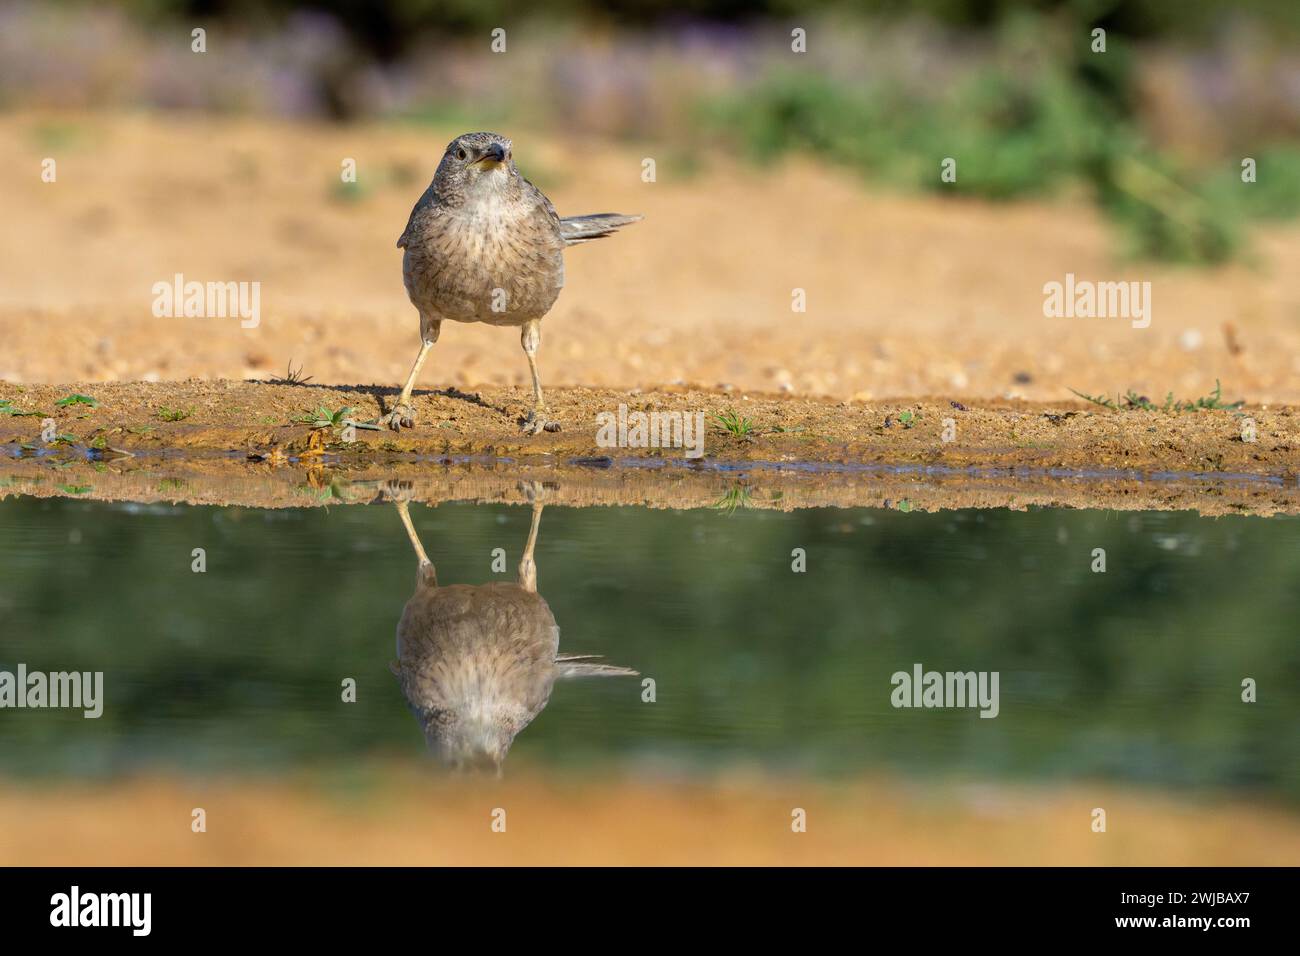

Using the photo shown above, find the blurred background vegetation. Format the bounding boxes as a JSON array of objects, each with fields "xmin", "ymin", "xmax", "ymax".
[
  {"xmin": 1, "ymin": 496, "xmax": 1297, "ymax": 806},
  {"xmin": 1, "ymin": 0, "xmax": 1299, "ymax": 262}
]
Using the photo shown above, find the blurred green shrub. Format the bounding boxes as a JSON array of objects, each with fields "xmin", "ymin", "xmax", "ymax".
[{"xmin": 700, "ymin": 18, "xmax": 1300, "ymax": 263}]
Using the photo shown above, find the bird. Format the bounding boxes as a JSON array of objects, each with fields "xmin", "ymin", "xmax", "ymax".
[
  {"xmin": 386, "ymin": 131, "xmax": 642, "ymax": 434},
  {"xmin": 388, "ymin": 485, "xmax": 637, "ymax": 773}
]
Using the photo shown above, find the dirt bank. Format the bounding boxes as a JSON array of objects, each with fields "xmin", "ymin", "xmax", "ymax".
[{"xmin": 2, "ymin": 380, "xmax": 1296, "ymax": 515}]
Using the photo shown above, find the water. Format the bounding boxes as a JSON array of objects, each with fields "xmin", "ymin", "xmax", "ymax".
[{"xmin": 1, "ymin": 494, "xmax": 1296, "ymax": 804}]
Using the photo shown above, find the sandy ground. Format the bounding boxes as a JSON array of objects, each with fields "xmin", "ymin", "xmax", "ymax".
[
  {"xmin": 1, "ymin": 767, "xmax": 1296, "ymax": 866},
  {"xmin": 1, "ymin": 111, "xmax": 1298, "ymax": 406},
  {"xmin": 2, "ymin": 380, "xmax": 1296, "ymax": 514}
]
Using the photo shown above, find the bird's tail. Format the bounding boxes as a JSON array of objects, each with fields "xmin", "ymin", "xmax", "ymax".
[
  {"xmin": 559, "ymin": 213, "xmax": 643, "ymax": 245},
  {"xmin": 556, "ymin": 654, "xmax": 640, "ymax": 678}
]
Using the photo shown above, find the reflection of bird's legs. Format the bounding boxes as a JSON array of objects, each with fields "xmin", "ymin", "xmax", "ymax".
[
  {"xmin": 517, "ymin": 500, "xmax": 543, "ymax": 593},
  {"xmin": 395, "ymin": 500, "xmax": 437, "ymax": 586}
]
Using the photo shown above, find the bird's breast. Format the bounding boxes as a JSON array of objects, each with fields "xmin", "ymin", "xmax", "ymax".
[{"xmin": 404, "ymin": 198, "xmax": 565, "ymax": 325}]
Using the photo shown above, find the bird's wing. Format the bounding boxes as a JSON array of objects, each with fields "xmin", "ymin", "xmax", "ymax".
[
  {"xmin": 520, "ymin": 176, "xmax": 565, "ymax": 241},
  {"xmin": 396, "ymin": 183, "xmax": 438, "ymax": 249},
  {"xmin": 559, "ymin": 213, "xmax": 644, "ymax": 245}
]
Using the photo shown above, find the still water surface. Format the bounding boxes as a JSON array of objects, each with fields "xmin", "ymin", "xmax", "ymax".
[{"xmin": 0, "ymin": 495, "xmax": 1295, "ymax": 802}]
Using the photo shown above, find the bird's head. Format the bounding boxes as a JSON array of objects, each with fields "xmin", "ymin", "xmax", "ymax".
[
  {"xmin": 421, "ymin": 709, "xmax": 516, "ymax": 776},
  {"xmin": 432, "ymin": 132, "xmax": 517, "ymax": 203}
]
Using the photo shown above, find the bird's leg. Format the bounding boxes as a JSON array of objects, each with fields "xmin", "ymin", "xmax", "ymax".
[
  {"xmin": 379, "ymin": 342, "xmax": 429, "ymax": 430},
  {"xmin": 516, "ymin": 494, "xmax": 544, "ymax": 593},
  {"xmin": 395, "ymin": 500, "xmax": 437, "ymax": 587},
  {"xmin": 380, "ymin": 319, "xmax": 440, "ymax": 430},
  {"xmin": 520, "ymin": 319, "xmax": 559, "ymax": 435}
]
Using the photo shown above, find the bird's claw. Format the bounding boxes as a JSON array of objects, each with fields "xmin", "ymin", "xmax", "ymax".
[
  {"xmin": 522, "ymin": 408, "xmax": 560, "ymax": 435},
  {"xmin": 379, "ymin": 403, "xmax": 416, "ymax": 431},
  {"xmin": 378, "ymin": 479, "xmax": 416, "ymax": 502},
  {"xmin": 517, "ymin": 479, "xmax": 546, "ymax": 503}
]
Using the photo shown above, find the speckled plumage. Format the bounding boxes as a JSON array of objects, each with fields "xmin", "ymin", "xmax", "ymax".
[
  {"xmin": 390, "ymin": 496, "xmax": 637, "ymax": 771},
  {"xmin": 397, "ymin": 581, "xmax": 559, "ymax": 768},
  {"xmin": 398, "ymin": 132, "xmax": 567, "ymax": 331},
  {"xmin": 380, "ymin": 132, "xmax": 641, "ymax": 434}
]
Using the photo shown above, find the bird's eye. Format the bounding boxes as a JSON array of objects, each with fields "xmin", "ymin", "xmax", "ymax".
[{"xmin": 456, "ymin": 148, "xmax": 467, "ymax": 161}]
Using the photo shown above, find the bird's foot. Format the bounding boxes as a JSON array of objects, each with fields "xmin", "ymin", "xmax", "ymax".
[
  {"xmin": 378, "ymin": 479, "xmax": 416, "ymax": 502},
  {"xmin": 378, "ymin": 403, "xmax": 416, "ymax": 431},
  {"xmin": 517, "ymin": 479, "xmax": 546, "ymax": 503},
  {"xmin": 521, "ymin": 407, "xmax": 561, "ymax": 435}
]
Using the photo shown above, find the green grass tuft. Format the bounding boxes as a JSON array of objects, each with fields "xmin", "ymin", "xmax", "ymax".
[{"xmin": 1069, "ymin": 380, "xmax": 1244, "ymax": 413}]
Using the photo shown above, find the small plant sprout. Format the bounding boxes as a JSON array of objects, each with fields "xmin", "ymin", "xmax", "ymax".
[
  {"xmin": 55, "ymin": 394, "xmax": 98, "ymax": 409},
  {"xmin": 0, "ymin": 399, "xmax": 42, "ymax": 417},
  {"xmin": 713, "ymin": 409, "xmax": 756, "ymax": 437},
  {"xmin": 275, "ymin": 361, "xmax": 314, "ymax": 386},
  {"xmin": 711, "ymin": 485, "xmax": 754, "ymax": 515},
  {"xmin": 158, "ymin": 406, "xmax": 194, "ymax": 422},
  {"xmin": 296, "ymin": 406, "xmax": 380, "ymax": 432},
  {"xmin": 898, "ymin": 410, "xmax": 917, "ymax": 428}
]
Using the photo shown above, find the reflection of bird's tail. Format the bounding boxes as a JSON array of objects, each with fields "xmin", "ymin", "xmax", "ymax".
[
  {"xmin": 560, "ymin": 213, "xmax": 643, "ymax": 245},
  {"xmin": 556, "ymin": 654, "xmax": 640, "ymax": 678}
]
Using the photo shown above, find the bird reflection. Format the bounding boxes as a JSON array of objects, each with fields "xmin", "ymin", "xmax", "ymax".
[{"xmin": 388, "ymin": 486, "xmax": 637, "ymax": 773}]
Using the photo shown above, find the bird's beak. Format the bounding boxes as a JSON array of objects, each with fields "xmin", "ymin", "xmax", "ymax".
[{"xmin": 474, "ymin": 144, "xmax": 508, "ymax": 168}]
